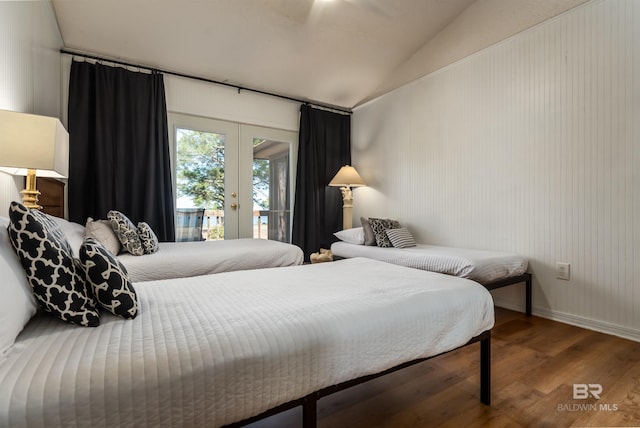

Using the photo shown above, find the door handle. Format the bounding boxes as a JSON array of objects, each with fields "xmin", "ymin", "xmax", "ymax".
[{"xmin": 230, "ymin": 203, "xmax": 238, "ymax": 210}]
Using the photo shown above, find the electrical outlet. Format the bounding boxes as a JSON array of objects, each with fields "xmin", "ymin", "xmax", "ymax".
[{"xmin": 556, "ymin": 262, "xmax": 570, "ymax": 281}]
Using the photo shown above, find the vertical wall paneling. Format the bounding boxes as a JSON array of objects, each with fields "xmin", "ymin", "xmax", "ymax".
[
  {"xmin": 0, "ymin": 2, "xmax": 63, "ymax": 211},
  {"xmin": 352, "ymin": 0, "xmax": 640, "ymax": 340}
]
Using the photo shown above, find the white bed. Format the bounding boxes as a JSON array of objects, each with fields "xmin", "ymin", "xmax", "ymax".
[
  {"xmin": 118, "ymin": 238, "xmax": 304, "ymax": 282},
  {"xmin": 331, "ymin": 241, "xmax": 532, "ymax": 316},
  {"xmin": 0, "ymin": 258, "xmax": 494, "ymax": 428},
  {"xmin": 331, "ymin": 241, "xmax": 528, "ymax": 283},
  {"xmin": 49, "ymin": 215, "xmax": 304, "ymax": 282}
]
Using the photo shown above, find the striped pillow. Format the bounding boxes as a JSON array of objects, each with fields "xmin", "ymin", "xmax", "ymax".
[{"xmin": 385, "ymin": 228, "xmax": 416, "ymax": 249}]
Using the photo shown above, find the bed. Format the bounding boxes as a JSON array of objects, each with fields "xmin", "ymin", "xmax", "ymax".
[
  {"xmin": 118, "ymin": 239, "xmax": 304, "ymax": 282},
  {"xmin": 0, "ymin": 255, "xmax": 494, "ymax": 427},
  {"xmin": 49, "ymin": 214, "xmax": 304, "ymax": 282},
  {"xmin": 331, "ymin": 240, "xmax": 532, "ymax": 316},
  {"xmin": 1, "ymin": 206, "xmax": 494, "ymax": 427}
]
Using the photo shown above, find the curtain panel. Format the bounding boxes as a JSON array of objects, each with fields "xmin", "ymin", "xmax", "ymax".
[
  {"xmin": 292, "ymin": 105, "xmax": 351, "ymax": 260},
  {"xmin": 67, "ymin": 61, "xmax": 175, "ymax": 241}
]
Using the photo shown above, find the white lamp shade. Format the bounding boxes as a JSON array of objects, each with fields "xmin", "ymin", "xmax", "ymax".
[
  {"xmin": 0, "ymin": 110, "xmax": 69, "ymax": 178},
  {"xmin": 329, "ymin": 165, "xmax": 365, "ymax": 187}
]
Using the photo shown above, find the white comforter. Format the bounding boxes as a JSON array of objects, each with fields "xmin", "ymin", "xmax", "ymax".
[
  {"xmin": 0, "ymin": 258, "xmax": 494, "ymax": 428},
  {"xmin": 331, "ymin": 242, "xmax": 528, "ymax": 283},
  {"xmin": 118, "ymin": 238, "xmax": 303, "ymax": 282}
]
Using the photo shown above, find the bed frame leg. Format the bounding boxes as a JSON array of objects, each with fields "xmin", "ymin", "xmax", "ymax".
[
  {"xmin": 480, "ymin": 334, "xmax": 491, "ymax": 405},
  {"xmin": 525, "ymin": 273, "xmax": 532, "ymax": 317},
  {"xmin": 302, "ymin": 394, "xmax": 317, "ymax": 428}
]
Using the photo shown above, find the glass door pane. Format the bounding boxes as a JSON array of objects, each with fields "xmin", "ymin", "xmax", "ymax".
[
  {"xmin": 169, "ymin": 114, "xmax": 239, "ymax": 240},
  {"xmin": 175, "ymin": 128, "xmax": 225, "ymax": 241},
  {"xmin": 240, "ymin": 125, "xmax": 297, "ymax": 242},
  {"xmin": 252, "ymin": 139, "xmax": 290, "ymax": 241}
]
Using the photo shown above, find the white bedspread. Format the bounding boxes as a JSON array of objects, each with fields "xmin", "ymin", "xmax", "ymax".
[
  {"xmin": 331, "ymin": 242, "xmax": 528, "ymax": 284},
  {"xmin": 118, "ymin": 238, "xmax": 303, "ymax": 282},
  {"xmin": 0, "ymin": 258, "xmax": 494, "ymax": 428}
]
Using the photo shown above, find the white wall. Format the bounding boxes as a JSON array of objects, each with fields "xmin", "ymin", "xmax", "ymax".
[
  {"xmin": 352, "ymin": 0, "xmax": 640, "ymax": 340},
  {"xmin": 165, "ymin": 75, "xmax": 300, "ymax": 131},
  {"xmin": 0, "ymin": 1, "xmax": 64, "ymax": 210}
]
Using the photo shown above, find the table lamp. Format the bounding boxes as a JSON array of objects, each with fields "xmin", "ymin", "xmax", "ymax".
[
  {"xmin": 0, "ymin": 110, "xmax": 69, "ymax": 209},
  {"xmin": 329, "ymin": 165, "xmax": 365, "ymax": 229}
]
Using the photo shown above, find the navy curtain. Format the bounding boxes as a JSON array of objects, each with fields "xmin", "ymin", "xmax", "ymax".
[
  {"xmin": 292, "ymin": 105, "xmax": 351, "ymax": 260},
  {"xmin": 67, "ymin": 61, "xmax": 175, "ymax": 241}
]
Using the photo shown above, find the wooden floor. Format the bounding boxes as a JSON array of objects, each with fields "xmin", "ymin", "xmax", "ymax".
[{"xmin": 248, "ymin": 307, "xmax": 640, "ymax": 428}]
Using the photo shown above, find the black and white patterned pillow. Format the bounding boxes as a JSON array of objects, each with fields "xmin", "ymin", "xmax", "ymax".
[
  {"xmin": 137, "ymin": 222, "xmax": 159, "ymax": 254},
  {"xmin": 7, "ymin": 202, "xmax": 100, "ymax": 327},
  {"xmin": 386, "ymin": 227, "xmax": 417, "ymax": 248},
  {"xmin": 31, "ymin": 209, "xmax": 73, "ymax": 255},
  {"xmin": 368, "ymin": 217, "xmax": 401, "ymax": 248},
  {"xmin": 79, "ymin": 238, "xmax": 138, "ymax": 319},
  {"xmin": 107, "ymin": 210, "xmax": 144, "ymax": 256}
]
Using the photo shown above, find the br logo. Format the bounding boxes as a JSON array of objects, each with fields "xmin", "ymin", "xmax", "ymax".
[{"xmin": 573, "ymin": 384, "xmax": 603, "ymax": 399}]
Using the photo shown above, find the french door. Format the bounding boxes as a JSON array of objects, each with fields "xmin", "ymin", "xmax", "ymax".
[{"xmin": 168, "ymin": 113, "xmax": 297, "ymax": 241}]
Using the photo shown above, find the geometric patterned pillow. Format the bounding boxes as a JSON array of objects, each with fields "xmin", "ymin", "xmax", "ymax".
[
  {"xmin": 368, "ymin": 217, "xmax": 401, "ymax": 248},
  {"xmin": 107, "ymin": 210, "xmax": 144, "ymax": 256},
  {"xmin": 137, "ymin": 222, "xmax": 159, "ymax": 254},
  {"xmin": 79, "ymin": 238, "xmax": 138, "ymax": 319},
  {"xmin": 31, "ymin": 208, "xmax": 74, "ymax": 255},
  {"xmin": 7, "ymin": 201, "xmax": 100, "ymax": 327},
  {"xmin": 385, "ymin": 227, "xmax": 417, "ymax": 248}
]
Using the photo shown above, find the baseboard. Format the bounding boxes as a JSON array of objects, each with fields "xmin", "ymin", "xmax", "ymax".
[{"xmin": 493, "ymin": 298, "xmax": 640, "ymax": 343}]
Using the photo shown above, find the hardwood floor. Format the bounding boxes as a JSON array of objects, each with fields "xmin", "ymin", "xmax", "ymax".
[{"xmin": 248, "ymin": 307, "xmax": 640, "ymax": 428}]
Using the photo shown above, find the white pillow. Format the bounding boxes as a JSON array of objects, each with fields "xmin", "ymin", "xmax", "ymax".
[
  {"xmin": 45, "ymin": 213, "xmax": 86, "ymax": 257},
  {"xmin": 0, "ymin": 216, "xmax": 37, "ymax": 355},
  {"xmin": 333, "ymin": 227, "xmax": 365, "ymax": 245}
]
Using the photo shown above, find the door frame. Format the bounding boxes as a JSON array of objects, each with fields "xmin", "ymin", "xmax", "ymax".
[{"xmin": 168, "ymin": 113, "xmax": 298, "ymax": 240}]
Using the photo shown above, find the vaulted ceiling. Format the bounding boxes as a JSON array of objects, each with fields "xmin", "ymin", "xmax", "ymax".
[{"xmin": 52, "ymin": 0, "xmax": 588, "ymax": 110}]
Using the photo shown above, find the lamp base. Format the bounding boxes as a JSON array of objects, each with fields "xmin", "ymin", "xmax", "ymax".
[
  {"xmin": 340, "ymin": 186, "xmax": 354, "ymax": 230},
  {"xmin": 21, "ymin": 169, "xmax": 42, "ymax": 210}
]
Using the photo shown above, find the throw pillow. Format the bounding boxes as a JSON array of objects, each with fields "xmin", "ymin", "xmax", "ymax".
[
  {"xmin": 137, "ymin": 222, "xmax": 159, "ymax": 254},
  {"xmin": 30, "ymin": 209, "xmax": 73, "ymax": 255},
  {"xmin": 386, "ymin": 227, "xmax": 417, "ymax": 248},
  {"xmin": 0, "ymin": 216, "xmax": 38, "ymax": 354},
  {"xmin": 107, "ymin": 210, "xmax": 144, "ymax": 256},
  {"xmin": 7, "ymin": 202, "xmax": 100, "ymax": 327},
  {"xmin": 368, "ymin": 217, "xmax": 401, "ymax": 248},
  {"xmin": 360, "ymin": 217, "xmax": 377, "ymax": 246},
  {"xmin": 334, "ymin": 227, "xmax": 365, "ymax": 245},
  {"xmin": 79, "ymin": 238, "xmax": 138, "ymax": 319},
  {"xmin": 85, "ymin": 217, "xmax": 121, "ymax": 255}
]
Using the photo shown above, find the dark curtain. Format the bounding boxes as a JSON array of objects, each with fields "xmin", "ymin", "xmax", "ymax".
[
  {"xmin": 292, "ymin": 105, "xmax": 351, "ymax": 260},
  {"xmin": 68, "ymin": 61, "xmax": 175, "ymax": 241}
]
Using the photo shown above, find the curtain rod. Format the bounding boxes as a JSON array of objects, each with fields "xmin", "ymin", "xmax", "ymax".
[{"xmin": 60, "ymin": 49, "xmax": 352, "ymax": 115}]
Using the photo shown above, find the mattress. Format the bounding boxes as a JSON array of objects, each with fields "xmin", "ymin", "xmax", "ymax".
[
  {"xmin": 118, "ymin": 238, "xmax": 303, "ymax": 282},
  {"xmin": 331, "ymin": 241, "xmax": 528, "ymax": 284},
  {"xmin": 0, "ymin": 258, "xmax": 494, "ymax": 428}
]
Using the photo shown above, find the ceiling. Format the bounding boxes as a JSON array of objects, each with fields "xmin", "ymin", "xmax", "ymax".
[{"xmin": 51, "ymin": 0, "xmax": 588, "ymax": 110}]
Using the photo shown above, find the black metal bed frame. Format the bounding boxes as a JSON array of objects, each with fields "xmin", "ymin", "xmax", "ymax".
[
  {"xmin": 482, "ymin": 272, "xmax": 532, "ymax": 317},
  {"xmin": 224, "ymin": 330, "xmax": 491, "ymax": 428}
]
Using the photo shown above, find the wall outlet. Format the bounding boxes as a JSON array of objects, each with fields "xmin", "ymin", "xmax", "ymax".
[{"xmin": 556, "ymin": 262, "xmax": 570, "ymax": 280}]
